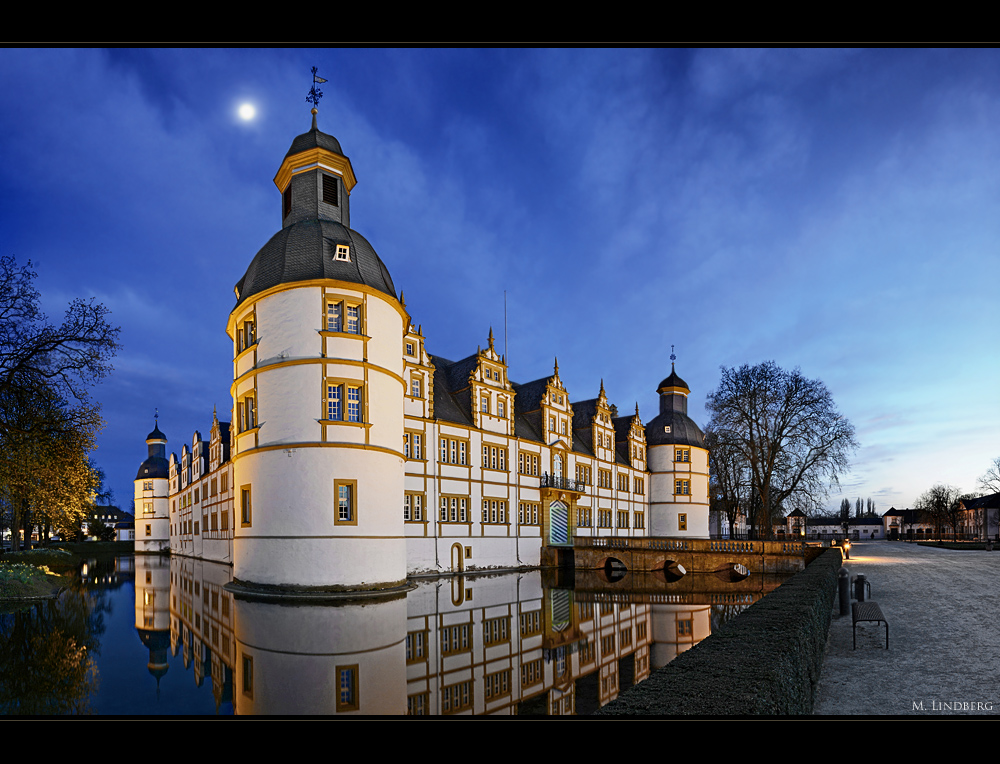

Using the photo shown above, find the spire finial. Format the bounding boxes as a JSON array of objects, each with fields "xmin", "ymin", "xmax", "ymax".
[
  {"xmin": 599, "ymin": 378, "xmax": 606, "ymax": 396},
  {"xmin": 670, "ymin": 344, "xmax": 676, "ymax": 371},
  {"xmin": 635, "ymin": 401, "xmax": 640, "ymax": 416},
  {"xmin": 154, "ymin": 408, "xmax": 158, "ymax": 427},
  {"xmin": 554, "ymin": 356, "xmax": 559, "ymax": 377},
  {"xmin": 306, "ymin": 67, "xmax": 327, "ymax": 128},
  {"xmin": 488, "ymin": 327, "xmax": 495, "ymax": 350}
]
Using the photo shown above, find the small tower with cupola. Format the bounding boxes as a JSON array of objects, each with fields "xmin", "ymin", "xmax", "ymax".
[
  {"xmin": 135, "ymin": 418, "xmax": 171, "ymax": 553},
  {"xmin": 646, "ymin": 358, "xmax": 710, "ymax": 538}
]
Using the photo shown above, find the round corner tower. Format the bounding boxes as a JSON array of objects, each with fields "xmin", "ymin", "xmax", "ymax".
[
  {"xmin": 645, "ymin": 365, "xmax": 710, "ymax": 538},
  {"xmin": 135, "ymin": 421, "xmax": 171, "ymax": 553},
  {"xmin": 228, "ymin": 111, "xmax": 407, "ymax": 591}
]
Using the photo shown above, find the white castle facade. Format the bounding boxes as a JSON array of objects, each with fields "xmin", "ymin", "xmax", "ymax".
[{"xmin": 134, "ymin": 113, "xmax": 710, "ymax": 592}]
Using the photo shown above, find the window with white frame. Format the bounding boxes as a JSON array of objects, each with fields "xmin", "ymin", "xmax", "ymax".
[
  {"xmin": 335, "ymin": 480, "xmax": 356, "ymax": 524},
  {"xmin": 326, "ymin": 299, "xmax": 362, "ymax": 334},
  {"xmin": 327, "ymin": 382, "xmax": 364, "ymax": 423}
]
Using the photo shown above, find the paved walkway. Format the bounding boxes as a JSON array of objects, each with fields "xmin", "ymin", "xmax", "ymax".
[{"xmin": 813, "ymin": 540, "xmax": 1000, "ymax": 716}]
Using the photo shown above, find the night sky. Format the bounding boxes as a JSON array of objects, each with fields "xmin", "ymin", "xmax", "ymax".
[{"xmin": 1, "ymin": 48, "xmax": 997, "ymax": 516}]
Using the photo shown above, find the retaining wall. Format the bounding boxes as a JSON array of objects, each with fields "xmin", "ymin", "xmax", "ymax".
[{"xmin": 596, "ymin": 546, "xmax": 843, "ymax": 716}]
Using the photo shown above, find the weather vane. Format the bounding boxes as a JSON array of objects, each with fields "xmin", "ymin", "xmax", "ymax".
[
  {"xmin": 306, "ymin": 67, "xmax": 327, "ymax": 109},
  {"xmin": 670, "ymin": 345, "xmax": 676, "ymax": 364}
]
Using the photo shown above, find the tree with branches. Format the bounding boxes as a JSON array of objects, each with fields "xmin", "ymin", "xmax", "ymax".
[
  {"xmin": 706, "ymin": 424, "xmax": 754, "ymax": 537},
  {"xmin": 916, "ymin": 484, "xmax": 963, "ymax": 541},
  {"xmin": 978, "ymin": 457, "xmax": 1000, "ymax": 495},
  {"xmin": 706, "ymin": 361, "xmax": 858, "ymax": 538},
  {"xmin": 0, "ymin": 257, "xmax": 119, "ymax": 548}
]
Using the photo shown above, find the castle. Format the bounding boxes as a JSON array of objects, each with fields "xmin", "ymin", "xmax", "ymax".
[{"xmin": 134, "ymin": 110, "xmax": 710, "ymax": 592}]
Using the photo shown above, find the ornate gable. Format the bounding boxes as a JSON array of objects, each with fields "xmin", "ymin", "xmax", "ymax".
[
  {"xmin": 471, "ymin": 328, "xmax": 514, "ymax": 435},
  {"xmin": 540, "ymin": 358, "xmax": 573, "ymax": 449}
]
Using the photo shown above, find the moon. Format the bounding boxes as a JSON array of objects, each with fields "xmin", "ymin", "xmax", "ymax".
[{"xmin": 238, "ymin": 103, "xmax": 256, "ymax": 121}]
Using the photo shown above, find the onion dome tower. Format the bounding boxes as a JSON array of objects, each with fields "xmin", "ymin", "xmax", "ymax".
[
  {"xmin": 134, "ymin": 418, "xmax": 171, "ymax": 553},
  {"xmin": 228, "ymin": 100, "xmax": 407, "ymax": 592},
  {"xmin": 645, "ymin": 356, "xmax": 710, "ymax": 538}
]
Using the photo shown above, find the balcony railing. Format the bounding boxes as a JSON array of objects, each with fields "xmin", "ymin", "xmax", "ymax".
[{"xmin": 540, "ymin": 473, "xmax": 586, "ymax": 492}]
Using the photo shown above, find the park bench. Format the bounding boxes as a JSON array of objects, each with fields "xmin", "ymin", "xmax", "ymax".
[{"xmin": 852, "ymin": 600, "xmax": 889, "ymax": 649}]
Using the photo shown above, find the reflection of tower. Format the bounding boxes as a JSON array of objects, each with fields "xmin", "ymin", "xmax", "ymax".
[
  {"xmin": 134, "ymin": 554, "xmax": 172, "ymax": 689},
  {"xmin": 646, "ymin": 363, "xmax": 710, "ymax": 537},
  {"xmin": 229, "ymin": 110, "xmax": 406, "ymax": 591},
  {"xmin": 134, "ymin": 420, "xmax": 170, "ymax": 553},
  {"xmin": 232, "ymin": 596, "xmax": 407, "ymax": 715},
  {"xmin": 649, "ymin": 602, "xmax": 712, "ymax": 669}
]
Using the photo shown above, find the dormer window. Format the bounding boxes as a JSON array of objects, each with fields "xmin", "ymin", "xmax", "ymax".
[{"xmin": 335, "ymin": 245, "xmax": 351, "ymax": 262}]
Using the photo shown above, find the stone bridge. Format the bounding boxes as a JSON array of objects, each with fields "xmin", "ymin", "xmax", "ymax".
[{"xmin": 543, "ymin": 537, "xmax": 810, "ymax": 576}]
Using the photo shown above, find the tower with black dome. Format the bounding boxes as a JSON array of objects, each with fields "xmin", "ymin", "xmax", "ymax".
[
  {"xmin": 228, "ymin": 108, "xmax": 407, "ymax": 591},
  {"xmin": 645, "ymin": 363, "xmax": 710, "ymax": 538},
  {"xmin": 134, "ymin": 419, "xmax": 170, "ymax": 552}
]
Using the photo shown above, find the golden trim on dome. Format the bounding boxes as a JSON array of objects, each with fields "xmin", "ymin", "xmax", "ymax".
[{"xmin": 274, "ymin": 147, "xmax": 357, "ymax": 194}]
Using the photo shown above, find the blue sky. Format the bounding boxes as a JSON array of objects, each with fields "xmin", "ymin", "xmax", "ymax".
[{"xmin": 1, "ymin": 48, "xmax": 997, "ymax": 515}]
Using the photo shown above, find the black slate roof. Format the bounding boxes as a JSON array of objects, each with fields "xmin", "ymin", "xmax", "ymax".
[
  {"xmin": 234, "ymin": 219, "xmax": 396, "ymax": 307},
  {"xmin": 285, "ymin": 126, "xmax": 345, "ymax": 158},
  {"xmin": 136, "ymin": 455, "xmax": 169, "ymax": 480},
  {"xmin": 645, "ymin": 409, "xmax": 705, "ymax": 448},
  {"xmin": 657, "ymin": 367, "xmax": 689, "ymax": 392}
]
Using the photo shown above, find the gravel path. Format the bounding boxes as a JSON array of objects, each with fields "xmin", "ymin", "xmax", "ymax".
[{"xmin": 813, "ymin": 540, "xmax": 1000, "ymax": 715}]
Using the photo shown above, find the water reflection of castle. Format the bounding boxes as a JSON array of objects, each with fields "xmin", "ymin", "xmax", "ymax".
[
  {"xmin": 134, "ymin": 111, "xmax": 710, "ymax": 592},
  {"xmin": 133, "ymin": 557, "xmax": 782, "ymax": 715}
]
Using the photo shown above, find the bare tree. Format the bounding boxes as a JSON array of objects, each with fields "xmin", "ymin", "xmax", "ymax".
[
  {"xmin": 978, "ymin": 457, "xmax": 1000, "ymax": 495},
  {"xmin": 916, "ymin": 485, "xmax": 962, "ymax": 541},
  {"xmin": 706, "ymin": 424, "xmax": 753, "ymax": 537},
  {"xmin": 0, "ymin": 257, "xmax": 120, "ymax": 423},
  {"xmin": 706, "ymin": 361, "xmax": 858, "ymax": 537}
]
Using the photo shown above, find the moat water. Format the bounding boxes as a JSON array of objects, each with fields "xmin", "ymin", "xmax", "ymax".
[{"xmin": 0, "ymin": 555, "xmax": 792, "ymax": 715}]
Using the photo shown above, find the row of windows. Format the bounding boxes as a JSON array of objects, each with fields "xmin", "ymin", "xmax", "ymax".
[
  {"xmin": 171, "ymin": 473, "xmax": 229, "ymax": 513},
  {"xmin": 480, "ymin": 394, "xmax": 507, "ymax": 418}
]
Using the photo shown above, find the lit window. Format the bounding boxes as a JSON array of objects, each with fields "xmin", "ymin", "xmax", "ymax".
[{"xmin": 335, "ymin": 244, "xmax": 351, "ymax": 262}]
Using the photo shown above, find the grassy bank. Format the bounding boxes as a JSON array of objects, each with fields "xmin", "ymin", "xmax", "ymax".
[
  {"xmin": 596, "ymin": 547, "xmax": 844, "ymax": 716},
  {"xmin": 0, "ymin": 554, "xmax": 71, "ymax": 602}
]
